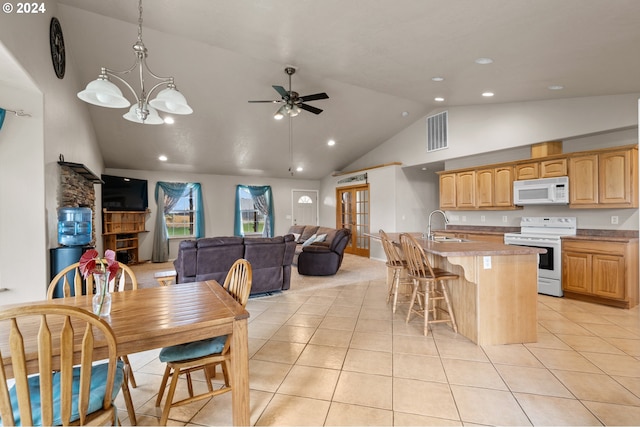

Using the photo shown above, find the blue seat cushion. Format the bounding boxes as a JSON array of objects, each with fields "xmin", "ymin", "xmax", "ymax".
[
  {"xmin": 4, "ymin": 360, "xmax": 124, "ymax": 426},
  {"xmin": 159, "ymin": 336, "xmax": 227, "ymax": 363}
]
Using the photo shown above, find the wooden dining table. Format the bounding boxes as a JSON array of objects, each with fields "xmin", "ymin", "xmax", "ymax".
[{"xmin": 0, "ymin": 281, "xmax": 251, "ymax": 426}]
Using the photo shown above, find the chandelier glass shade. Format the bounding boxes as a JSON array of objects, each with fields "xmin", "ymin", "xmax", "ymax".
[{"xmin": 77, "ymin": 0, "xmax": 192, "ymax": 124}]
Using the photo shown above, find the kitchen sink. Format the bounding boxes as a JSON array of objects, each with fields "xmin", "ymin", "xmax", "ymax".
[{"xmin": 431, "ymin": 236, "xmax": 470, "ymax": 243}]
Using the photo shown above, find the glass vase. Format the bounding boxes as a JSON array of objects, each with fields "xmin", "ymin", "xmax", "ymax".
[{"xmin": 92, "ymin": 272, "xmax": 112, "ymax": 317}]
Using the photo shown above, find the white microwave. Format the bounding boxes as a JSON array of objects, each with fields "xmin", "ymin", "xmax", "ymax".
[{"xmin": 513, "ymin": 176, "xmax": 569, "ymax": 205}]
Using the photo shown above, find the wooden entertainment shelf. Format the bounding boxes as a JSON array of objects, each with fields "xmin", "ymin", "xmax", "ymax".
[{"xmin": 102, "ymin": 210, "xmax": 148, "ymax": 265}]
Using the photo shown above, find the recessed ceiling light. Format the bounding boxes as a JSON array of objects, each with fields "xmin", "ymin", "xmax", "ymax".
[
  {"xmin": 548, "ymin": 85, "xmax": 564, "ymax": 90},
  {"xmin": 164, "ymin": 116, "xmax": 175, "ymax": 124},
  {"xmin": 401, "ymin": 111, "xmax": 409, "ymax": 117},
  {"xmin": 296, "ymin": 166, "xmax": 303, "ymax": 172},
  {"xmin": 475, "ymin": 57, "xmax": 493, "ymax": 65},
  {"xmin": 327, "ymin": 139, "xmax": 336, "ymax": 146},
  {"xmin": 482, "ymin": 92, "xmax": 494, "ymax": 97},
  {"xmin": 431, "ymin": 76, "xmax": 444, "ymax": 82},
  {"xmin": 158, "ymin": 155, "xmax": 168, "ymax": 161},
  {"xmin": 421, "ymin": 167, "xmax": 428, "ymax": 171},
  {"xmin": 434, "ymin": 97, "xmax": 445, "ymax": 102}
]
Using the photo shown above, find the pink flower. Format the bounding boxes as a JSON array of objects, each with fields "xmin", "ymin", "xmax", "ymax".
[{"xmin": 79, "ymin": 249, "xmax": 119, "ymax": 279}]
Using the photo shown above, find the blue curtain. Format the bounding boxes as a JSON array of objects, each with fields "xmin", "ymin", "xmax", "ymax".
[
  {"xmin": 234, "ymin": 185, "xmax": 274, "ymax": 237},
  {"xmin": 152, "ymin": 182, "xmax": 204, "ymax": 262},
  {"xmin": 0, "ymin": 109, "xmax": 5, "ymax": 131}
]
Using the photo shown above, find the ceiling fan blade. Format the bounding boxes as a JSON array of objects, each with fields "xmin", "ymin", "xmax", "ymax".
[
  {"xmin": 298, "ymin": 92, "xmax": 329, "ymax": 102},
  {"xmin": 273, "ymin": 85, "xmax": 290, "ymax": 99},
  {"xmin": 299, "ymin": 103, "xmax": 323, "ymax": 115},
  {"xmin": 248, "ymin": 100, "xmax": 282, "ymax": 103}
]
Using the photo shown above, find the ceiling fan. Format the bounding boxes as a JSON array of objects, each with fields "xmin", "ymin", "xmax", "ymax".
[{"xmin": 249, "ymin": 67, "xmax": 329, "ymax": 119}]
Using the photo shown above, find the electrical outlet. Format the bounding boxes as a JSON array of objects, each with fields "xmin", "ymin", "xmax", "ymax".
[
  {"xmin": 611, "ymin": 216, "xmax": 619, "ymax": 224},
  {"xmin": 480, "ymin": 215, "xmax": 486, "ymax": 222},
  {"xmin": 462, "ymin": 215, "xmax": 467, "ymax": 222},
  {"xmin": 483, "ymin": 256, "xmax": 492, "ymax": 269},
  {"xmin": 502, "ymin": 215, "xmax": 508, "ymax": 223}
]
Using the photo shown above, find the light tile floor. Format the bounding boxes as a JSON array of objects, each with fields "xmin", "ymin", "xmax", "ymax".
[{"xmin": 122, "ymin": 254, "xmax": 640, "ymax": 426}]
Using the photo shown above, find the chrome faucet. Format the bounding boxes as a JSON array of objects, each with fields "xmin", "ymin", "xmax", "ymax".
[{"xmin": 427, "ymin": 209, "xmax": 449, "ymax": 240}]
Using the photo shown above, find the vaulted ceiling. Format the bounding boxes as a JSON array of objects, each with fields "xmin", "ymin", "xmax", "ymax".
[{"xmin": 56, "ymin": 0, "xmax": 640, "ymax": 179}]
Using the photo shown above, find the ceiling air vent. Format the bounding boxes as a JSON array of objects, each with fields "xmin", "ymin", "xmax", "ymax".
[{"xmin": 426, "ymin": 111, "xmax": 448, "ymax": 152}]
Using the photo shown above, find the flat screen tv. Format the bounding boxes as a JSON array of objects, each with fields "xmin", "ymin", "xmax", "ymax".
[{"xmin": 101, "ymin": 174, "xmax": 148, "ymax": 211}]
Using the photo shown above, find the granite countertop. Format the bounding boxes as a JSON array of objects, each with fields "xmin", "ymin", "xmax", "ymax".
[
  {"xmin": 383, "ymin": 232, "xmax": 546, "ymax": 257},
  {"xmin": 443, "ymin": 226, "xmax": 638, "ymax": 240},
  {"xmin": 441, "ymin": 226, "xmax": 520, "ymax": 235}
]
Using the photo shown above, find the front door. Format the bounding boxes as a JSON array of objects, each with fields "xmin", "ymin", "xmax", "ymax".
[
  {"xmin": 336, "ymin": 184, "xmax": 370, "ymax": 257},
  {"xmin": 292, "ymin": 190, "xmax": 318, "ymax": 226}
]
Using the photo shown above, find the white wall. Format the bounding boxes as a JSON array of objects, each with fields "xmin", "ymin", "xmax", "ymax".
[
  {"xmin": 106, "ymin": 168, "xmax": 319, "ymax": 261},
  {"xmin": 0, "ymin": 7, "xmax": 104, "ymax": 304},
  {"xmin": 347, "ymin": 94, "xmax": 639, "ymax": 172},
  {"xmin": 319, "ymin": 165, "xmax": 438, "ymax": 262}
]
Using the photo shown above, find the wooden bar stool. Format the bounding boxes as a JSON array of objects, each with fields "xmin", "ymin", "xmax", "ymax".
[
  {"xmin": 400, "ymin": 233, "xmax": 459, "ymax": 336},
  {"xmin": 379, "ymin": 229, "xmax": 414, "ymax": 313}
]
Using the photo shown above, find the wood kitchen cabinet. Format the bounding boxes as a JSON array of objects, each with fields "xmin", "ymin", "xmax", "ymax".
[
  {"xmin": 562, "ymin": 238, "xmax": 638, "ymax": 309},
  {"xmin": 569, "ymin": 147, "xmax": 638, "ymax": 208},
  {"xmin": 515, "ymin": 162, "xmax": 539, "ymax": 180},
  {"xmin": 439, "ymin": 173, "xmax": 457, "ymax": 209},
  {"xmin": 599, "ymin": 148, "xmax": 637, "ymax": 206},
  {"xmin": 437, "ymin": 144, "xmax": 636, "ymax": 210},
  {"xmin": 515, "ymin": 159, "xmax": 566, "ymax": 180},
  {"xmin": 439, "ymin": 167, "xmax": 515, "ymax": 210},
  {"xmin": 569, "ymin": 154, "xmax": 598, "ymax": 206},
  {"xmin": 475, "ymin": 168, "xmax": 494, "ymax": 207},
  {"xmin": 540, "ymin": 158, "xmax": 567, "ymax": 177},
  {"xmin": 494, "ymin": 166, "xmax": 514, "ymax": 207},
  {"xmin": 456, "ymin": 170, "xmax": 476, "ymax": 208}
]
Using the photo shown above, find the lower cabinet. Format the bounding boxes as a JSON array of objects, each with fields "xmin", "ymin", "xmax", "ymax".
[{"xmin": 562, "ymin": 238, "xmax": 638, "ymax": 309}]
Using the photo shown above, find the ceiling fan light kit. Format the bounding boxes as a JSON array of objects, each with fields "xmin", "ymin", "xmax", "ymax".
[
  {"xmin": 249, "ymin": 66, "xmax": 329, "ymax": 120},
  {"xmin": 77, "ymin": 0, "xmax": 192, "ymax": 124}
]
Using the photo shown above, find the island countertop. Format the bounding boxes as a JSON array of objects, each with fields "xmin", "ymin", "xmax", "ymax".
[{"xmin": 379, "ymin": 232, "xmax": 546, "ymax": 257}]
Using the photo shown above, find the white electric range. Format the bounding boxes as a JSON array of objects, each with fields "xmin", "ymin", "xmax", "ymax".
[{"xmin": 504, "ymin": 217, "xmax": 577, "ymax": 297}]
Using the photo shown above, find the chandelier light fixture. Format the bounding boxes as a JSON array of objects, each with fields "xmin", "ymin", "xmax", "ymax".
[{"xmin": 77, "ymin": 0, "xmax": 192, "ymax": 125}]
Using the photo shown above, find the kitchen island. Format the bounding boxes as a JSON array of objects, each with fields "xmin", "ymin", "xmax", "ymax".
[{"xmin": 382, "ymin": 232, "xmax": 545, "ymax": 345}]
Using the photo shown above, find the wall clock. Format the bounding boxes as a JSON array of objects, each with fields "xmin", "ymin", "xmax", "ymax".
[{"xmin": 49, "ymin": 17, "xmax": 65, "ymax": 79}]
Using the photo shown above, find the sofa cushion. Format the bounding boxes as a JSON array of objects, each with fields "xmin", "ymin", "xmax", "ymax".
[
  {"xmin": 288, "ymin": 225, "xmax": 306, "ymax": 236},
  {"xmin": 299, "ymin": 226, "xmax": 319, "ymax": 242},
  {"xmin": 195, "ymin": 237, "xmax": 244, "ymax": 282}
]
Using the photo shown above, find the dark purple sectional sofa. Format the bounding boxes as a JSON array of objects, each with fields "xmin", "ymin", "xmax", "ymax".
[{"xmin": 173, "ymin": 235, "xmax": 297, "ymax": 295}]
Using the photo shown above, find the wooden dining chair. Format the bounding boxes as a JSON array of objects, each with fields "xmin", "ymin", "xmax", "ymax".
[
  {"xmin": 47, "ymin": 260, "xmax": 138, "ymax": 425},
  {"xmin": 400, "ymin": 233, "xmax": 459, "ymax": 336},
  {"xmin": 155, "ymin": 258, "xmax": 252, "ymax": 426},
  {"xmin": 0, "ymin": 304, "xmax": 124, "ymax": 426},
  {"xmin": 47, "ymin": 260, "xmax": 138, "ymax": 299},
  {"xmin": 379, "ymin": 229, "xmax": 414, "ymax": 313}
]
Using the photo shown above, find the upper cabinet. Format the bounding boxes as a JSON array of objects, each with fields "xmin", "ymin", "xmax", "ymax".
[
  {"xmin": 438, "ymin": 144, "xmax": 637, "ymax": 210},
  {"xmin": 515, "ymin": 158, "xmax": 567, "ymax": 180},
  {"xmin": 439, "ymin": 166, "xmax": 515, "ymax": 210},
  {"xmin": 569, "ymin": 147, "xmax": 638, "ymax": 208}
]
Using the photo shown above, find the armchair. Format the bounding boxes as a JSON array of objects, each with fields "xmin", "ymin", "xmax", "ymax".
[{"xmin": 297, "ymin": 228, "xmax": 351, "ymax": 276}]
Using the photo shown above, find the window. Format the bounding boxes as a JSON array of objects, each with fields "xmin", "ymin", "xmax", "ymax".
[
  {"xmin": 234, "ymin": 185, "xmax": 274, "ymax": 237},
  {"xmin": 165, "ymin": 187, "xmax": 196, "ymax": 237},
  {"xmin": 298, "ymin": 195, "xmax": 313, "ymax": 204},
  {"xmin": 238, "ymin": 187, "xmax": 265, "ymax": 235}
]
